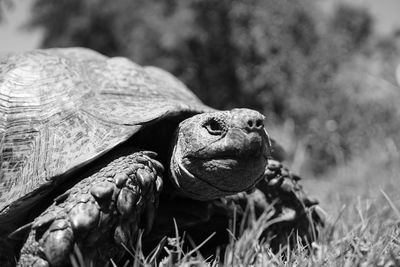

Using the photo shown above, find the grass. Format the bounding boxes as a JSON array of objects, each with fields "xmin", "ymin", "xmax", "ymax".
[{"xmin": 69, "ymin": 143, "xmax": 400, "ymax": 266}]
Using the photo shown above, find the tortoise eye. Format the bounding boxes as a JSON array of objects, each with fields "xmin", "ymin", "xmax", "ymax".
[{"xmin": 203, "ymin": 118, "xmax": 224, "ymax": 135}]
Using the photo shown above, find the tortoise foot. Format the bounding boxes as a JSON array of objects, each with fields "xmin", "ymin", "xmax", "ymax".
[
  {"xmin": 256, "ymin": 159, "xmax": 327, "ymax": 250},
  {"xmin": 17, "ymin": 151, "xmax": 163, "ymax": 267}
]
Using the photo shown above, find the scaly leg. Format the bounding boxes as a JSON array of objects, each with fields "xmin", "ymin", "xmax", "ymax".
[
  {"xmin": 17, "ymin": 151, "xmax": 163, "ymax": 267},
  {"xmin": 256, "ymin": 159, "xmax": 327, "ymax": 251}
]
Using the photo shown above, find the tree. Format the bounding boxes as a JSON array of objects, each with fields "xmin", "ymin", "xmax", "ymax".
[{"xmin": 330, "ymin": 4, "xmax": 373, "ymax": 50}]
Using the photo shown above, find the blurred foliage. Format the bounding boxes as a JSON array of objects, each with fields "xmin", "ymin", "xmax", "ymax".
[
  {"xmin": 330, "ymin": 4, "xmax": 373, "ymax": 49},
  {"xmin": 28, "ymin": 0, "xmax": 400, "ymax": 174},
  {"xmin": 0, "ymin": 0, "xmax": 13, "ymax": 22}
]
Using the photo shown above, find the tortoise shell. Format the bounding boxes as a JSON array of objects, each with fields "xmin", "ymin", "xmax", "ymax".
[{"xmin": 0, "ymin": 48, "xmax": 212, "ymax": 229}]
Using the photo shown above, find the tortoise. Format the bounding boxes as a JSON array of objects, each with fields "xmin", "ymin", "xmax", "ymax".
[{"xmin": 0, "ymin": 48, "xmax": 325, "ymax": 266}]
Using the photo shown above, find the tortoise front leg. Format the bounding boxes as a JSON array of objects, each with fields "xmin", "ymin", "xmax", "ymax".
[
  {"xmin": 256, "ymin": 159, "xmax": 327, "ymax": 250},
  {"xmin": 17, "ymin": 151, "xmax": 163, "ymax": 267}
]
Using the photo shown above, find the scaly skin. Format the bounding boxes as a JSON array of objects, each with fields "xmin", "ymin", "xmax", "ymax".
[
  {"xmin": 256, "ymin": 159, "xmax": 327, "ymax": 251},
  {"xmin": 17, "ymin": 151, "xmax": 163, "ymax": 267}
]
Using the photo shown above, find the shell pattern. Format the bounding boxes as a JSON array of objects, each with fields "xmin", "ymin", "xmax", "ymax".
[{"xmin": 0, "ymin": 48, "xmax": 212, "ymax": 227}]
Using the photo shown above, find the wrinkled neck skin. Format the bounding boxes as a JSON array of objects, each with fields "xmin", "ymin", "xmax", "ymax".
[{"xmin": 169, "ymin": 109, "xmax": 270, "ymax": 201}]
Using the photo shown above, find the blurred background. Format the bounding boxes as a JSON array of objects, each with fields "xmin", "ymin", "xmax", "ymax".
[{"xmin": 1, "ymin": 0, "xmax": 400, "ymax": 210}]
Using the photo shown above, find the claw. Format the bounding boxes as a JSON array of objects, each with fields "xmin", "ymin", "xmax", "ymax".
[
  {"xmin": 150, "ymin": 159, "xmax": 165, "ymax": 174},
  {"xmin": 136, "ymin": 168, "xmax": 154, "ymax": 191},
  {"xmin": 155, "ymin": 176, "xmax": 163, "ymax": 192},
  {"xmin": 69, "ymin": 200, "xmax": 100, "ymax": 232},
  {"xmin": 114, "ymin": 172, "xmax": 129, "ymax": 188},
  {"xmin": 126, "ymin": 164, "xmax": 143, "ymax": 177},
  {"xmin": 117, "ymin": 188, "xmax": 137, "ymax": 217},
  {"xmin": 310, "ymin": 205, "xmax": 328, "ymax": 226},
  {"xmin": 268, "ymin": 177, "xmax": 283, "ymax": 187},
  {"xmin": 141, "ymin": 151, "xmax": 158, "ymax": 158},
  {"xmin": 135, "ymin": 155, "xmax": 150, "ymax": 165},
  {"xmin": 90, "ymin": 181, "xmax": 114, "ymax": 200}
]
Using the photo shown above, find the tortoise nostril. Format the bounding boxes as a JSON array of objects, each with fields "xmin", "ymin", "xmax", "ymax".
[
  {"xmin": 255, "ymin": 119, "xmax": 263, "ymax": 129},
  {"xmin": 246, "ymin": 118, "xmax": 264, "ymax": 131}
]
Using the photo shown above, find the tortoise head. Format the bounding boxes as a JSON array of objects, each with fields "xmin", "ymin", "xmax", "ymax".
[{"xmin": 170, "ymin": 108, "xmax": 270, "ymax": 200}]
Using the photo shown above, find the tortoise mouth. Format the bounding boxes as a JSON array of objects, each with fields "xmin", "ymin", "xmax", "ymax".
[
  {"xmin": 191, "ymin": 152, "xmax": 256, "ymax": 161},
  {"xmin": 173, "ymin": 169, "xmax": 265, "ymax": 201},
  {"xmin": 189, "ymin": 137, "xmax": 266, "ymax": 161},
  {"xmin": 193, "ymin": 170, "xmax": 265, "ymax": 194},
  {"xmin": 171, "ymin": 151, "xmax": 267, "ymax": 200}
]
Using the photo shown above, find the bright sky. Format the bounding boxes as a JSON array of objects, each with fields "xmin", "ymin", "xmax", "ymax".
[
  {"xmin": 0, "ymin": 0, "xmax": 400, "ymax": 53},
  {"xmin": 363, "ymin": 0, "xmax": 400, "ymax": 33}
]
